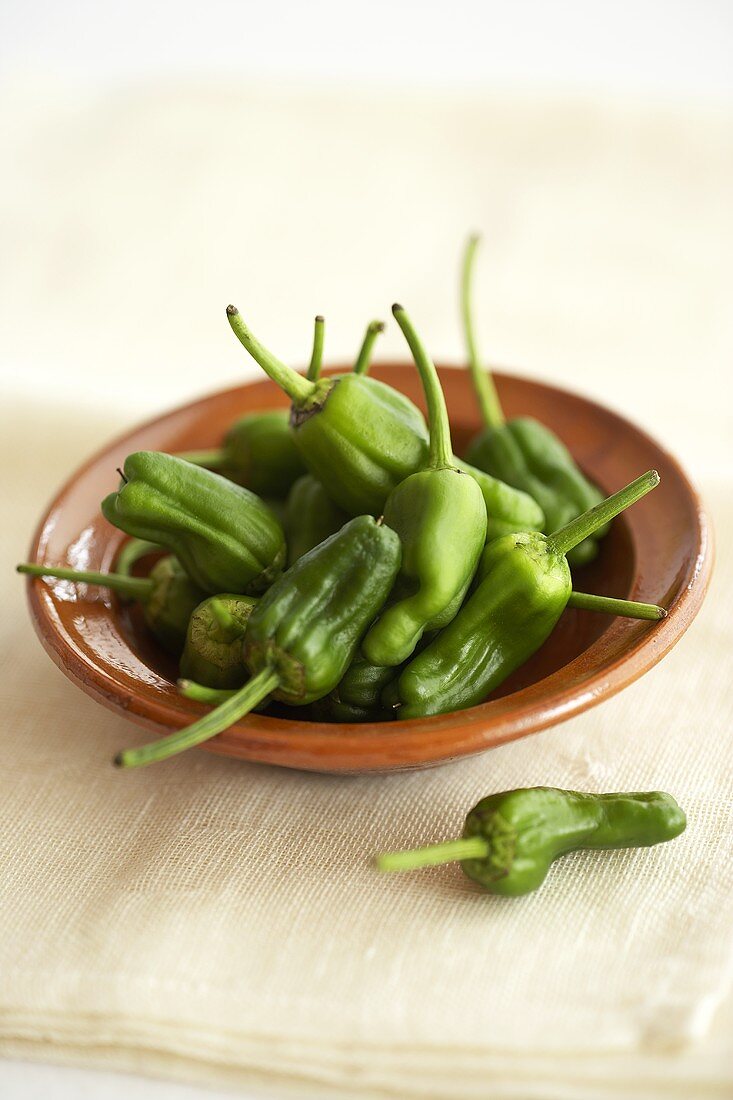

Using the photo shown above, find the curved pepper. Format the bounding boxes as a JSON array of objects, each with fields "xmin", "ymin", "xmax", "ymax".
[
  {"xmin": 17, "ymin": 555, "xmax": 204, "ymax": 655},
  {"xmin": 362, "ymin": 305, "xmax": 487, "ymax": 667},
  {"xmin": 376, "ymin": 787, "xmax": 686, "ymax": 896},
  {"xmin": 226, "ymin": 305, "xmax": 430, "ymax": 515},
  {"xmin": 460, "ymin": 235, "xmax": 606, "ymax": 567},
  {"xmin": 384, "ymin": 470, "xmax": 660, "ymax": 717},
  {"xmin": 284, "ymin": 474, "xmax": 349, "ymax": 566},
  {"xmin": 179, "ymin": 594, "xmax": 258, "ymax": 689},
  {"xmin": 101, "ymin": 451, "xmax": 286, "ymax": 596},
  {"xmin": 114, "ymin": 515, "xmax": 401, "ymax": 767}
]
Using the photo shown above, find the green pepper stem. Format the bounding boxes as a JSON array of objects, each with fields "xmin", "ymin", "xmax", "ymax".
[
  {"xmin": 376, "ymin": 835, "xmax": 489, "ymax": 872},
  {"xmin": 175, "ymin": 449, "xmax": 227, "ymax": 469},
  {"xmin": 353, "ymin": 320, "xmax": 385, "ymax": 375},
  {"xmin": 392, "ymin": 304, "xmax": 453, "ymax": 469},
  {"xmin": 226, "ymin": 305, "xmax": 314, "ymax": 405},
  {"xmin": 460, "ymin": 234, "xmax": 505, "ymax": 430},
  {"xmin": 17, "ymin": 562, "xmax": 153, "ymax": 603},
  {"xmin": 178, "ymin": 679, "xmax": 237, "ymax": 705},
  {"xmin": 549, "ymin": 470, "xmax": 660, "ymax": 556},
  {"xmin": 568, "ymin": 591, "xmax": 666, "ymax": 620},
  {"xmin": 307, "ymin": 315, "xmax": 325, "ymax": 382},
  {"xmin": 208, "ymin": 597, "xmax": 242, "ymax": 639},
  {"xmin": 115, "ymin": 538, "xmax": 161, "ymax": 578},
  {"xmin": 114, "ymin": 667, "xmax": 281, "ymax": 768}
]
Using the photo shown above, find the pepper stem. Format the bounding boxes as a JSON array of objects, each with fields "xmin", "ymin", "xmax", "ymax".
[
  {"xmin": 392, "ymin": 304, "xmax": 453, "ymax": 469},
  {"xmin": 307, "ymin": 315, "xmax": 325, "ymax": 381},
  {"xmin": 226, "ymin": 305, "xmax": 315, "ymax": 406},
  {"xmin": 460, "ymin": 234, "xmax": 505, "ymax": 430},
  {"xmin": 353, "ymin": 320, "xmax": 385, "ymax": 375},
  {"xmin": 115, "ymin": 538, "xmax": 160, "ymax": 578},
  {"xmin": 114, "ymin": 667, "xmax": 280, "ymax": 768},
  {"xmin": 17, "ymin": 562, "xmax": 153, "ymax": 603},
  {"xmin": 549, "ymin": 470, "xmax": 660, "ymax": 556},
  {"xmin": 178, "ymin": 679, "xmax": 237, "ymax": 705},
  {"xmin": 208, "ymin": 597, "xmax": 242, "ymax": 638},
  {"xmin": 568, "ymin": 591, "xmax": 667, "ymax": 620},
  {"xmin": 176, "ymin": 449, "xmax": 227, "ymax": 469},
  {"xmin": 376, "ymin": 835, "xmax": 488, "ymax": 872}
]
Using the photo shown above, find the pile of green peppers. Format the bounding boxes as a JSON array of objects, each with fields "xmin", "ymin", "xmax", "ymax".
[{"xmin": 18, "ymin": 287, "xmax": 669, "ymax": 770}]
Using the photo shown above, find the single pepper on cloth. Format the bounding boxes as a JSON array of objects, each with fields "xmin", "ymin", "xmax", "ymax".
[
  {"xmin": 383, "ymin": 469, "xmax": 660, "ymax": 717},
  {"xmin": 283, "ymin": 474, "xmax": 349, "ymax": 566},
  {"xmin": 17, "ymin": 556, "xmax": 204, "ymax": 655},
  {"xmin": 376, "ymin": 787, "xmax": 686, "ymax": 896},
  {"xmin": 179, "ymin": 594, "xmax": 258, "ymax": 689},
  {"xmin": 460, "ymin": 235, "xmax": 606, "ymax": 567},
  {"xmin": 101, "ymin": 451, "xmax": 286, "ymax": 596},
  {"xmin": 362, "ymin": 304, "xmax": 487, "ymax": 667},
  {"xmin": 226, "ymin": 304, "xmax": 430, "ymax": 515},
  {"xmin": 114, "ymin": 515, "xmax": 401, "ymax": 768}
]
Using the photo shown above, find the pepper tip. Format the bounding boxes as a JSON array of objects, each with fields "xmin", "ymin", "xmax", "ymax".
[
  {"xmin": 112, "ymin": 752, "xmax": 125, "ymax": 768},
  {"xmin": 226, "ymin": 304, "xmax": 239, "ymax": 317},
  {"xmin": 391, "ymin": 303, "xmax": 404, "ymax": 316}
]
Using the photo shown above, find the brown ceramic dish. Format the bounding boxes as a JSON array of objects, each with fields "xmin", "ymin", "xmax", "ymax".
[{"xmin": 25, "ymin": 365, "xmax": 712, "ymax": 773}]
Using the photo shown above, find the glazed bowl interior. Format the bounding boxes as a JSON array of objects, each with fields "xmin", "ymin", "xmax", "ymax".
[{"xmin": 26, "ymin": 365, "xmax": 711, "ymax": 773}]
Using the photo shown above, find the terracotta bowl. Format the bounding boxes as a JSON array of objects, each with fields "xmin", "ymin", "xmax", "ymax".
[{"xmin": 25, "ymin": 365, "xmax": 712, "ymax": 773}]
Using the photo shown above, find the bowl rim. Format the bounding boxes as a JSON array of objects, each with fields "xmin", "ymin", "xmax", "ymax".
[{"xmin": 25, "ymin": 363, "xmax": 714, "ymax": 772}]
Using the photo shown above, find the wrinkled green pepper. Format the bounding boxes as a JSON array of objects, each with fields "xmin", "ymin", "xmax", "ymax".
[
  {"xmin": 332, "ymin": 655, "xmax": 398, "ymax": 711},
  {"xmin": 227, "ymin": 305, "xmax": 430, "ymax": 515},
  {"xmin": 17, "ymin": 555, "xmax": 204, "ymax": 655},
  {"xmin": 461, "ymin": 235, "xmax": 606, "ymax": 566},
  {"xmin": 101, "ymin": 451, "xmax": 286, "ymax": 596},
  {"xmin": 179, "ymin": 594, "xmax": 258, "ymax": 689},
  {"xmin": 114, "ymin": 515, "xmax": 401, "ymax": 767},
  {"xmin": 362, "ymin": 305, "xmax": 487, "ymax": 667},
  {"xmin": 284, "ymin": 474, "xmax": 349, "ymax": 566},
  {"xmin": 384, "ymin": 470, "xmax": 660, "ymax": 717},
  {"xmin": 377, "ymin": 787, "xmax": 686, "ymax": 896}
]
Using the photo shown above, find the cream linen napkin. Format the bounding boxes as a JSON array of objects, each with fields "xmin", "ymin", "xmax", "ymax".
[{"xmin": 1, "ymin": 85, "xmax": 732, "ymax": 1098}]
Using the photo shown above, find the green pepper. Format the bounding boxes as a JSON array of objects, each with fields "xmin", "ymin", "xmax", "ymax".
[
  {"xmin": 362, "ymin": 305, "xmax": 487, "ymax": 667},
  {"xmin": 384, "ymin": 470, "xmax": 660, "ymax": 717},
  {"xmin": 226, "ymin": 305, "xmax": 430, "ymax": 515},
  {"xmin": 114, "ymin": 515, "xmax": 401, "ymax": 767},
  {"xmin": 451, "ymin": 456, "xmax": 545, "ymax": 541},
  {"xmin": 332, "ymin": 655, "xmax": 399, "ymax": 710},
  {"xmin": 376, "ymin": 787, "xmax": 686, "ymax": 896},
  {"xmin": 283, "ymin": 474, "xmax": 349, "ymax": 566},
  {"xmin": 17, "ymin": 555, "xmax": 204, "ymax": 655},
  {"xmin": 461, "ymin": 235, "xmax": 606, "ymax": 567},
  {"xmin": 179, "ymin": 594, "xmax": 258, "ymax": 689},
  {"xmin": 101, "ymin": 451, "xmax": 286, "ymax": 596},
  {"xmin": 180, "ymin": 410, "xmax": 306, "ymax": 499}
]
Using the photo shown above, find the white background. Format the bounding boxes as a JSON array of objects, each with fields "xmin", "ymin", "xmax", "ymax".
[{"xmin": 1, "ymin": 3, "xmax": 731, "ymax": 1099}]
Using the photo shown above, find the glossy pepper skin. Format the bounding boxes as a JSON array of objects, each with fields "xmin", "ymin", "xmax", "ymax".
[
  {"xmin": 179, "ymin": 594, "xmax": 258, "ymax": 689},
  {"xmin": 226, "ymin": 305, "xmax": 430, "ymax": 515},
  {"xmin": 377, "ymin": 788, "xmax": 686, "ymax": 896},
  {"xmin": 284, "ymin": 474, "xmax": 349, "ymax": 566},
  {"xmin": 363, "ymin": 305, "xmax": 487, "ymax": 667},
  {"xmin": 461, "ymin": 235, "xmax": 605, "ymax": 567},
  {"xmin": 180, "ymin": 410, "xmax": 306, "ymax": 499},
  {"xmin": 115, "ymin": 515, "xmax": 401, "ymax": 768},
  {"xmin": 384, "ymin": 470, "xmax": 660, "ymax": 718},
  {"xmin": 17, "ymin": 555, "xmax": 204, "ymax": 656},
  {"xmin": 101, "ymin": 451, "xmax": 286, "ymax": 596}
]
